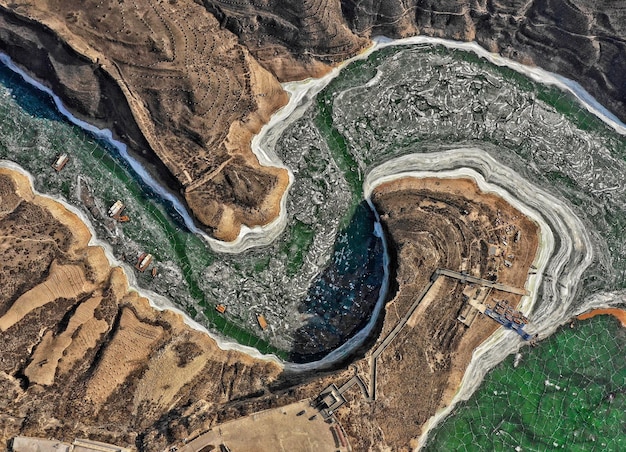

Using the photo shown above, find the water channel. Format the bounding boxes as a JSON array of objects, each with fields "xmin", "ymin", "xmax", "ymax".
[{"xmin": 1, "ymin": 36, "xmax": 626, "ymax": 447}]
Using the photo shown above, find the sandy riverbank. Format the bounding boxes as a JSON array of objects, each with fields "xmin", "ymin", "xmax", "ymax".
[{"xmin": 578, "ymin": 308, "xmax": 626, "ymax": 327}]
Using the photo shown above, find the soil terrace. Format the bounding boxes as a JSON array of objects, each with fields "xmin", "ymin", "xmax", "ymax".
[
  {"xmin": 1, "ymin": 1, "xmax": 625, "ymax": 243},
  {"xmin": 334, "ymin": 177, "xmax": 539, "ymax": 450},
  {"xmin": 0, "ymin": 167, "xmax": 283, "ymax": 450},
  {"xmin": 0, "ymin": 169, "xmax": 540, "ymax": 451}
]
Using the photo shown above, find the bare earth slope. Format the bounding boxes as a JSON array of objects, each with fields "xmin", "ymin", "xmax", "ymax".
[
  {"xmin": 0, "ymin": 1, "xmax": 291, "ymax": 240},
  {"xmin": 0, "ymin": 168, "xmax": 282, "ymax": 450},
  {"xmin": 0, "ymin": 1, "xmax": 624, "ymax": 240},
  {"xmin": 353, "ymin": 177, "xmax": 539, "ymax": 450},
  {"xmin": 194, "ymin": 177, "xmax": 540, "ymax": 452},
  {"xmin": 0, "ymin": 170, "xmax": 539, "ymax": 451}
]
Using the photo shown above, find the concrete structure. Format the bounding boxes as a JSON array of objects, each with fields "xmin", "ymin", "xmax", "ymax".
[
  {"xmin": 177, "ymin": 399, "xmax": 348, "ymax": 452},
  {"xmin": 73, "ymin": 439, "xmax": 131, "ymax": 452},
  {"xmin": 11, "ymin": 437, "xmax": 70, "ymax": 452},
  {"xmin": 313, "ymin": 384, "xmax": 348, "ymax": 419},
  {"xmin": 435, "ymin": 269, "xmax": 529, "ymax": 296}
]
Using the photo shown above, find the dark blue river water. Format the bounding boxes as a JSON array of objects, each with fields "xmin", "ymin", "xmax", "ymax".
[{"xmin": 290, "ymin": 202, "xmax": 385, "ymax": 362}]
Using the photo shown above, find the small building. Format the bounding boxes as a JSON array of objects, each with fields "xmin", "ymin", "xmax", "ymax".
[
  {"xmin": 135, "ymin": 252, "xmax": 153, "ymax": 272},
  {"xmin": 108, "ymin": 200, "xmax": 124, "ymax": 218},
  {"xmin": 108, "ymin": 201, "xmax": 129, "ymax": 222},
  {"xmin": 52, "ymin": 154, "xmax": 69, "ymax": 172},
  {"xmin": 11, "ymin": 436, "xmax": 70, "ymax": 452}
]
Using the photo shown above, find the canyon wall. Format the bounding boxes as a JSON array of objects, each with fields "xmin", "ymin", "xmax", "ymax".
[
  {"xmin": 209, "ymin": 0, "xmax": 626, "ymax": 122},
  {"xmin": 0, "ymin": 0, "xmax": 624, "ymax": 238}
]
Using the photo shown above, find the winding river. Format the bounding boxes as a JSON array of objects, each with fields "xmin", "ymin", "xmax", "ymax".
[{"xmin": 1, "ymin": 35, "xmax": 626, "ymax": 447}]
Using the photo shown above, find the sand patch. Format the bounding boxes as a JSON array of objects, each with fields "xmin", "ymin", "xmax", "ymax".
[
  {"xmin": 24, "ymin": 293, "xmax": 109, "ymax": 385},
  {"xmin": 578, "ymin": 308, "xmax": 626, "ymax": 327}
]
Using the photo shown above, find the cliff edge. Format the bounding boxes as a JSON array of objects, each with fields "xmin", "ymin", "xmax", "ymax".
[{"xmin": 0, "ymin": 0, "xmax": 624, "ymax": 241}]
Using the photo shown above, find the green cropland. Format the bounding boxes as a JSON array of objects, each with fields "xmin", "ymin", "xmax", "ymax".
[{"xmin": 425, "ymin": 315, "xmax": 626, "ymax": 451}]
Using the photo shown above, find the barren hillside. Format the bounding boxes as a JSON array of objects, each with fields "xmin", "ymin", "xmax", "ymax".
[
  {"xmin": 0, "ymin": 168, "xmax": 282, "ymax": 450},
  {"xmin": 0, "ymin": 0, "xmax": 624, "ymax": 239}
]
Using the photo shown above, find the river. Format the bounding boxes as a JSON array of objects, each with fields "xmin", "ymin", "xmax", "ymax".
[{"xmin": 1, "ymin": 35, "xmax": 625, "ymax": 447}]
